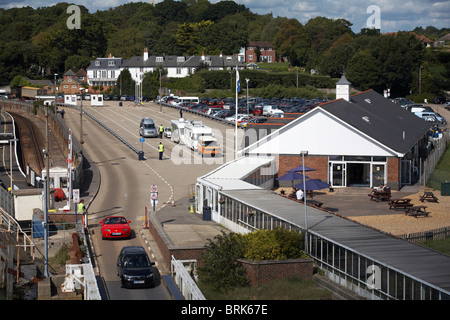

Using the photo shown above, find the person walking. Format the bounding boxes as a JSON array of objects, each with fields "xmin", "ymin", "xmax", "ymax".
[
  {"xmin": 158, "ymin": 142, "xmax": 164, "ymax": 160},
  {"xmin": 159, "ymin": 124, "xmax": 164, "ymax": 138},
  {"xmin": 179, "ymin": 108, "xmax": 183, "ymax": 118}
]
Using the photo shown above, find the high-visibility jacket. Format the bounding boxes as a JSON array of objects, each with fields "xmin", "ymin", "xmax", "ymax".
[
  {"xmin": 159, "ymin": 125, "xmax": 164, "ymax": 132},
  {"xmin": 78, "ymin": 202, "xmax": 85, "ymax": 213},
  {"xmin": 158, "ymin": 144, "xmax": 164, "ymax": 152}
]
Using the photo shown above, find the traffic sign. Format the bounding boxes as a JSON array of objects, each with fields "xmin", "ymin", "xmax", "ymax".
[
  {"xmin": 139, "ymin": 137, "xmax": 145, "ymax": 143},
  {"xmin": 150, "ymin": 185, "xmax": 158, "ymax": 192},
  {"xmin": 73, "ymin": 189, "xmax": 80, "ymax": 203},
  {"xmin": 150, "ymin": 192, "xmax": 158, "ymax": 200}
]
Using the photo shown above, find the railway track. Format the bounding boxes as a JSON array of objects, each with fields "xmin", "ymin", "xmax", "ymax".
[{"xmin": 8, "ymin": 111, "xmax": 45, "ymax": 175}]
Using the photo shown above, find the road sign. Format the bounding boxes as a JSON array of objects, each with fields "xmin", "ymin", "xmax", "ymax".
[
  {"xmin": 150, "ymin": 185, "xmax": 158, "ymax": 192},
  {"xmin": 73, "ymin": 189, "xmax": 80, "ymax": 203},
  {"xmin": 139, "ymin": 137, "xmax": 145, "ymax": 143},
  {"xmin": 150, "ymin": 192, "xmax": 158, "ymax": 200}
]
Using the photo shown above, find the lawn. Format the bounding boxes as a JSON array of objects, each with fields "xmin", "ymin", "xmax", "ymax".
[
  {"xmin": 426, "ymin": 141, "xmax": 450, "ymax": 191},
  {"xmin": 422, "ymin": 238, "xmax": 450, "ymax": 256},
  {"xmin": 198, "ymin": 276, "xmax": 334, "ymax": 300}
]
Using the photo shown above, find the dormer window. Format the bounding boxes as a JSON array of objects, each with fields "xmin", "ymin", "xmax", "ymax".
[
  {"xmin": 156, "ymin": 57, "xmax": 164, "ymax": 63},
  {"xmin": 108, "ymin": 61, "xmax": 115, "ymax": 66},
  {"xmin": 95, "ymin": 61, "xmax": 100, "ymax": 66},
  {"xmin": 177, "ymin": 56, "xmax": 185, "ymax": 62}
]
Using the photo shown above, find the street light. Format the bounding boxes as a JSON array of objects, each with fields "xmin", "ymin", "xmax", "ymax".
[
  {"xmin": 245, "ymin": 78, "xmax": 249, "ymax": 115},
  {"xmin": 300, "ymin": 150, "xmax": 309, "ymax": 254}
]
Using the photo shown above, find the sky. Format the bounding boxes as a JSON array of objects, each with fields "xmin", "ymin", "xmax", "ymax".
[{"xmin": 0, "ymin": 0, "xmax": 449, "ymax": 33}]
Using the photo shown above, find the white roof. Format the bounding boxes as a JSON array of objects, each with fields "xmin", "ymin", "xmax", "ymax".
[{"xmin": 198, "ymin": 155, "xmax": 275, "ymax": 190}]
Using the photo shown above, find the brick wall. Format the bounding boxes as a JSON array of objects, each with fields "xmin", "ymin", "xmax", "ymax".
[
  {"xmin": 238, "ymin": 258, "xmax": 314, "ymax": 287},
  {"xmin": 277, "ymin": 155, "xmax": 328, "ymax": 181}
]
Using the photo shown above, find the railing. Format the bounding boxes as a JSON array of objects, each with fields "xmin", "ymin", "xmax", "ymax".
[
  {"xmin": 398, "ymin": 226, "xmax": 450, "ymax": 243},
  {"xmin": 0, "ymin": 208, "xmax": 35, "ymax": 261},
  {"xmin": 170, "ymin": 256, "xmax": 205, "ymax": 300},
  {"xmin": 65, "ymin": 263, "xmax": 101, "ymax": 300},
  {"xmin": 422, "ymin": 131, "xmax": 449, "ymax": 186}
]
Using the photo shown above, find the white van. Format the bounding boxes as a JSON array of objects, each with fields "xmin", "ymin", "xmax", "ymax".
[{"xmin": 262, "ymin": 105, "xmax": 277, "ymax": 116}]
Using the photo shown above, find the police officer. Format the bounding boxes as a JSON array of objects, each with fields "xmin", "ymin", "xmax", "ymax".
[
  {"xmin": 158, "ymin": 142, "xmax": 164, "ymax": 160},
  {"xmin": 159, "ymin": 124, "xmax": 164, "ymax": 138}
]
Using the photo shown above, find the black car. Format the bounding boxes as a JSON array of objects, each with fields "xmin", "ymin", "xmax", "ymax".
[{"xmin": 117, "ymin": 246, "xmax": 155, "ymax": 288}]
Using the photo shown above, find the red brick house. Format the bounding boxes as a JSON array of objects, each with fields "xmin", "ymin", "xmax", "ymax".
[{"xmin": 245, "ymin": 41, "xmax": 277, "ymax": 63}]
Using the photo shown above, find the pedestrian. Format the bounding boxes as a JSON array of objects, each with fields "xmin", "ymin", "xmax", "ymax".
[
  {"xmin": 296, "ymin": 188, "xmax": 304, "ymax": 201},
  {"xmin": 179, "ymin": 108, "xmax": 183, "ymax": 118},
  {"xmin": 78, "ymin": 199, "xmax": 85, "ymax": 214},
  {"xmin": 158, "ymin": 142, "xmax": 164, "ymax": 160},
  {"xmin": 159, "ymin": 124, "xmax": 164, "ymax": 138}
]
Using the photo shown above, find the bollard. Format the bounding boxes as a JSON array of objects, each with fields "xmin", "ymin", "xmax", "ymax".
[{"xmin": 190, "ymin": 204, "xmax": 194, "ymax": 213}]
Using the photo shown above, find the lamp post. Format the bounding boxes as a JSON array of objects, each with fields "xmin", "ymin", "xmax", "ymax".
[
  {"xmin": 300, "ymin": 150, "xmax": 309, "ymax": 254},
  {"xmin": 245, "ymin": 78, "xmax": 249, "ymax": 115}
]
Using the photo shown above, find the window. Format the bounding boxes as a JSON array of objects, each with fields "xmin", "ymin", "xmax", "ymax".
[
  {"xmin": 248, "ymin": 55, "xmax": 253, "ymax": 60},
  {"xmin": 95, "ymin": 61, "xmax": 100, "ymax": 66},
  {"xmin": 176, "ymin": 68, "xmax": 182, "ymax": 74},
  {"xmin": 108, "ymin": 60, "xmax": 115, "ymax": 66},
  {"xmin": 248, "ymin": 47, "xmax": 253, "ymax": 50},
  {"xmin": 156, "ymin": 57, "xmax": 164, "ymax": 62}
]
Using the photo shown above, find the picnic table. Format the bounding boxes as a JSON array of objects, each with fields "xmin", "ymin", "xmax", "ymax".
[
  {"xmin": 368, "ymin": 189, "xmax": 391, "ymax": 202},
  {"xmin": 388, "ymin": 198, "xmax": 413, "ymax": 210},
  {"xmin": 419, "ymin": 191, "xmax": 439, "ymax": 203},
  {"xmin": 405, "ymin": 206, "xmax": 430, "ymax": 218}
]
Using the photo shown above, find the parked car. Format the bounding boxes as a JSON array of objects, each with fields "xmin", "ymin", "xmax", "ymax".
[
  {"xmin": 100, "ymin": 216, "xmax": 131, "ymax": 240},
  {"xmin": 117, "ymin": 246, "xmax": 155, "ymax": 288},
  {"xmin": 241, "ymin": 117, "xmax": 268, "ymax": 128},
  {"xmin": 445, "ymin": 101, "xmax": 450, "ymax": 111},
  {"xmin": 164, "ymin": 127, "xmax": 172, "ymax": 138}
]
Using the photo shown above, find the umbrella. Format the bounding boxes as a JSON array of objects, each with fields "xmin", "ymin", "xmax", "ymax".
[
  {"xmin": 294, "ymin": 179, "xmax": 330, "ymax": 199},
  {"xmin": 295, "ymin": 179, "xmax": 329, "ymax": 190},
  {"xmin": 288, "ymin": 165, "xmax": 316, "ymax": 172},
  {"xmin": 276, "ymin": 171, "xmax": 310, "ymax": 181},
  {"xmin": 276, "ymin": 171, "xmax": 310, "ymax": 188}
]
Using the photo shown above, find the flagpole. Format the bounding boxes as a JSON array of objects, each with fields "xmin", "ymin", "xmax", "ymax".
[{"xmin": 235, "ymin": 65, "xmax": 239, "ymax": 159}]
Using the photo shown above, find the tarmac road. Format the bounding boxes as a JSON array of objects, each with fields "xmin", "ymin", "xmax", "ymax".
[{"xmin": 61, "ymin": 101, "xmax": 234, "ymax": 299}]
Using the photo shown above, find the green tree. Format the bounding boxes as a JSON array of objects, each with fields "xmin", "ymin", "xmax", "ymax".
[
  {"xmin": 274, "ymin": 19, "xmax": 305, "ymax": 66},
  {"xmin": 112, "ymin": 69, "xmax": 135, "ymax": 95},
  {"xmin": 198, "ymin": 231, "xmax": 248, "ymax": 293}
]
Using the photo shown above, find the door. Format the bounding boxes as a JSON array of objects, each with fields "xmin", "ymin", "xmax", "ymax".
[
  {"xmin": 372, "ymin": 164, "xmax": 386, "ymax": 188},
  {"xmin": 330, "ymin": 162, "xmax": 346, "ymax": 187}
]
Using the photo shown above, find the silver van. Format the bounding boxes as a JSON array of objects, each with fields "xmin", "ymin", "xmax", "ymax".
[{"xmin": 139, "ymin": 118, "xmax": 158, "ymax": 138}]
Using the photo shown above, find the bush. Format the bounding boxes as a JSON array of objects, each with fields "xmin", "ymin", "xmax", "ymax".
[
  {"xmin": 243, "ymin": 229, "xmax": 306, "ymax": 261},
  {"xmin": 197, "ymin": 231, "xmax": 248, "ymax": 293},
  {"xmin": 198, "ymin": 229, "xmax": 308, "ymax": 293}
]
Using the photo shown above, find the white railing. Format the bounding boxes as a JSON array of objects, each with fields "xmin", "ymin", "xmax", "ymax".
[
  {"xmin": 170, "ymin": 256, "xmax": 205, "ymax": 300},
  {"xmin": 0, "ymin": 208, "xmax": 35, "ymax": 261},
  {"xmin": 64, "ymin": 264, "xmax": 101, "ymax": 300}
]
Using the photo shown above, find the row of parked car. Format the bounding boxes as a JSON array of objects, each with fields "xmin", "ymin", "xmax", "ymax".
[
  {"xmin": 392, "ymin": 97, "xmax": 447, "ymax": 126},
  {"xmin": 169, "ymin": 96, "xmax": 328, "ymax": 123}
]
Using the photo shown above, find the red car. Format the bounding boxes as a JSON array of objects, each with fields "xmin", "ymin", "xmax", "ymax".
[{"xmin": 100, "ymin": 216, "xmax": 131, "ymax": 240}]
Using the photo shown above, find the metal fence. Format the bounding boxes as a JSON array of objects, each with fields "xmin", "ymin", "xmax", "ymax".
[
  {"xmin": 422, "ymin": 131, "xmax": 450, "ymax": 187},
  {"xmin": 398, "ymin": 226, "xmax": 450, "ymax": 243},
  {"xmin": 170, "ymin": 256, "xmax": 205, "ymax": 300}
]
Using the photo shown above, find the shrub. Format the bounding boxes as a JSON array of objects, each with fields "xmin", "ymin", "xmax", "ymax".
[
  {"xmin": 198, "ymin": 231, "xmax": 248, "ymax": 293},
  {"xmin": 243, "ymin": 228, "xmax": 306, "ymax": 261}
]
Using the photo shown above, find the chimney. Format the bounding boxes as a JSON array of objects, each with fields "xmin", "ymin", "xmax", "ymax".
[
  {"xmin": 144, "ymin": 48, "xmax": 148, "ymax": 61},
  {"xmin": 336, "ymin": 74, "xmax": 351, "ymax": 102},
  {"xmin": 220, "ymin": 51, "xmax": 223, "ymax": 57},
  {"xmin": 201, "ymin": 52, "xmax": 205, "ymax": 61}
]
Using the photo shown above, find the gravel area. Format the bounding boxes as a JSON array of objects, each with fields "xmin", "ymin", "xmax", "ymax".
[{"xmin": 350, "ymin": 186, "xmax": 450, "ymax": 236}]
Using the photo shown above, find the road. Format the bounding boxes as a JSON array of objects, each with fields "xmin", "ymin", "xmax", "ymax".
[{"xmin": 62, "ymin": 101, "xmax": 239, "ymax": 299}]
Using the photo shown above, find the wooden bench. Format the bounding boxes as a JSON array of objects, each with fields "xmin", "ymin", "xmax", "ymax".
[
  {"xmin": 419, "ymin": 192, "xmax": 439, "ymax": 203},
  {"xmin": 388, "ymin": 198, "xmax": 413, "ymax": 210},
  {"xmin": 405, "ymin": 206, "xmax": 429, "ymax": 218},
  {"xmin": 368, "ymin": 189, "xmax": 391, "ymax": 202}
]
